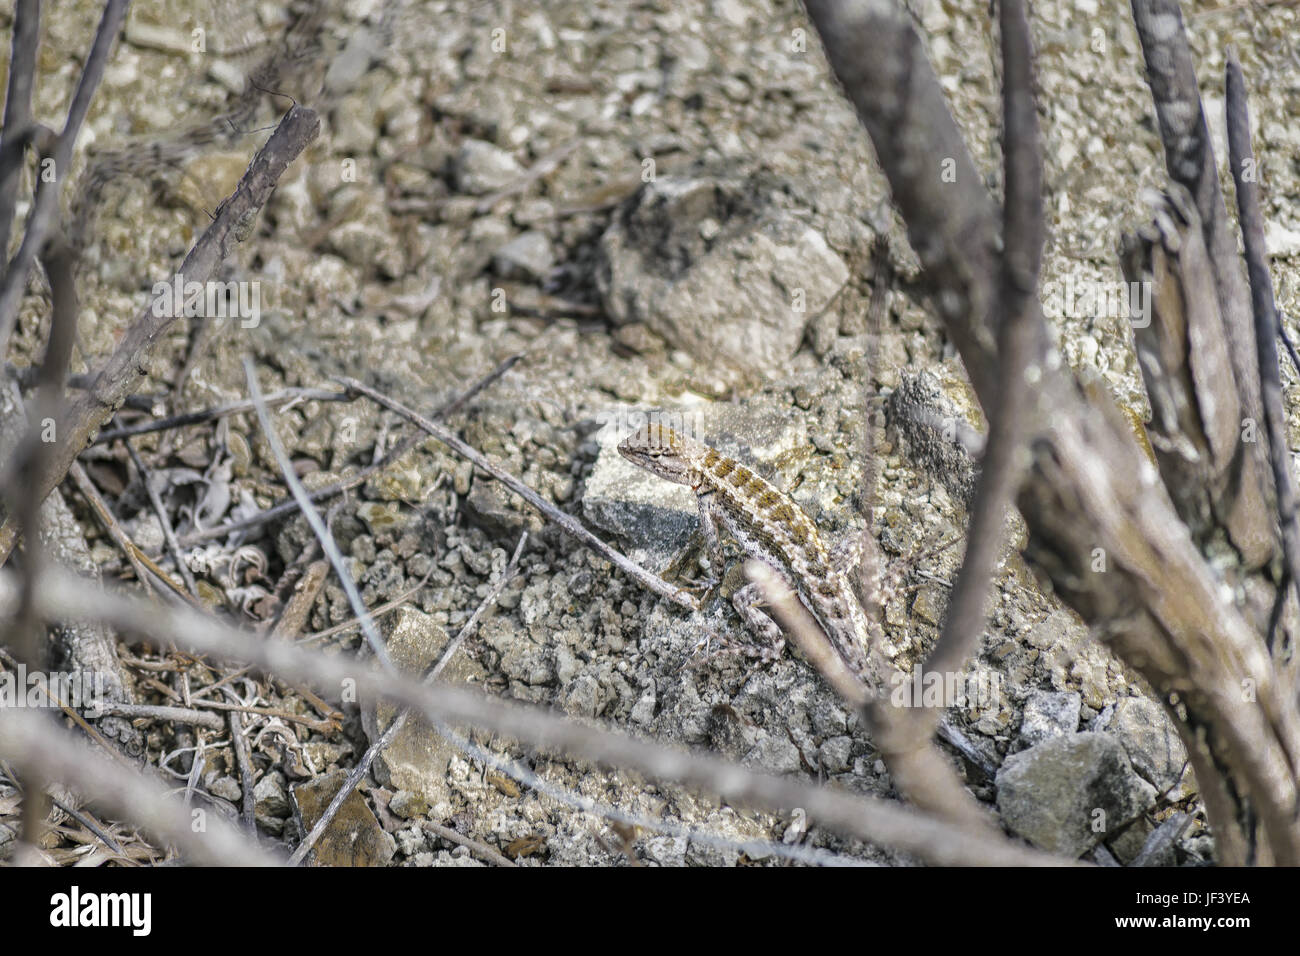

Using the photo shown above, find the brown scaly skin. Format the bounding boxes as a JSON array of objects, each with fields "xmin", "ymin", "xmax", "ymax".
[{"xmin": 618, "ymin": 423, "xmax": 878, "ymax": 676}]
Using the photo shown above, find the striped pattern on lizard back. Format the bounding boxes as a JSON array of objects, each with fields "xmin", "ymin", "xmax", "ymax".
[{"xmin": 617, "ymin": 423, "xmax": 876, "ymax": 676}]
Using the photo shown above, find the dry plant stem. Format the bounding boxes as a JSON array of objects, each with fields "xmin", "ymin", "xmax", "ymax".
[
  {"xmin": 224, "ymin": 688, "xmax": 257, "ymax": 831},
  {"xmin": 269, "ymin": 558, "xmax": 330, "ymax": 639},
  {"xmin": 3, "ymin": 566, "xmax": 1071, "ymax": 866},
  {"xmin": 1225, "ymin": 50, "xmax": 1300, "ymax": 623},
  {"xmin": 5, "ymin": 365, "xmax": 162, "ymax": 411},
  {"xmin": 124, "ymin": 439, "xmax": 199, "ymax": 597},
  {"xmin": 422, "ymin": 819, "xmax": 517, "ymax": 867},
  {"xmin": 0, "ymin": 761, "xmax": 127, "ymax": 858},
  {"xmin": 0, "ymin": 0, "xmax": 129, "ymax": 355},
  {"xmin": 286, "ymin": 532, "xmax": 528, "ymax": 866},
  {"xmin": 93, "ymin": 387, "xmax": 350, "ymax": 444},
  {"xmin": 803, "ymin": 0, "xmax": 1300, "ymax": 865},
  {"xmin": 0, "ymin": 0, "xmax": 40, "ymax": 260},
  {"xmin": 746, "ymin": 562, "xmax": 995, "ymax": 834},
  {"xmin": 68, "ymin": 462, "xmax": 155, "ymax": 595},
  {"xmin": 905, "ymin": 0, "xmax": 1043, "ymax": 742},
  {"xmin": 96, "ymin": 702, "xmax": 225, "ymax": 731},
  {"xmin": 172, "ymin": 353, "xmax": 522, "ymax": 549},
  {"xmin": 337, "ymin": 376, "xmax": 696, "ymax": 611},
  {"xmin": 173, "ymin": 697, "xmax": 335, "ymax": 733},
  {"xmin": 244, "ymin": 359, "xmax": 391, "ymax": 670},
  {"xmin": 0, "ymin": 706, "xmax": 280, "ymax": 866},
  {"xmin": 0, "ymin": 104, "xmax": 321, "ymax": 564},
  {"xmin": 68, "ymin": 461, "xmax": 201, "ymax": 603}
]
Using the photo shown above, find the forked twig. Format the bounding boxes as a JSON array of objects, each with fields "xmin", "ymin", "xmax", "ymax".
[
  {"xmin": 171, "ymin": 353, "xmax": 522, "ymax": 549},
  {"xmin": 336, "ymin": 376, "xmax": 696, "ymax": 611}
]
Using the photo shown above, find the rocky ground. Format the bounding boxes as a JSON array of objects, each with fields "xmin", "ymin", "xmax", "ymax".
[{"xmin": 4, "ymin": 0, "xmax": 1300, "ymax": 865}]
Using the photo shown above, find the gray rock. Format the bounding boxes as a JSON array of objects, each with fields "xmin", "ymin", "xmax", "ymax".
[
  {"xmin": 324, "ymin": 25, "xmax": 381, "ymax": 96},
  {"xmin": 324, "ymin": 186, "xmax": 405, "ymax": 277},
  {"xmin": 1018, "ymin": 690, "xmax": 1082, "ymax": 747},
  {"xmin": 562, "ymin": 671, "xmax": 605, "ymax": 718},
  {"xmin": 253, "ymin": 772, "xmax": 289, "ymax": 817},
  {"xmin": 743, "ymin": 733, "xmax": 803, "ymax": 775},
  {"xmin": 582, "ymin": 402, "xmax": 811, "ymax": 564},
  {"xmin": 819, "ymin": 735, "xmax": 853, "ymax": 774},
  {"xmin": 493, "ymin": 231, "xmax": 555, "ymax": 281},
  {"xmin": 290, "ymin": 769, "xmax": 396, "ymax": 867},
  {"xmin": 389, "ymin": 790, "xmax": 430, "ymax": 820},
  {"xmin": 996, "ymin": 732, "xmax": 1157, "ymax": 858},
  {"xmin": 630, "ymin": 683, "xmax": 657, "ymax": 726},
  {"xmin": 452, "ymin": 139, "xmax": 524, "ymax": 194},
  {"xmin": 1098, "ymin": 696, "xmax": 1191, "ymax": 797},
  {"xmin": 253, "ymin": 772, "xmax": 290, "ymax": 834},
  {"xmin": 685, "ymin": 839, "xmax": 741, "ymax": 867},
  {"xmin": 362, "ymin": 607, "xmax": 485, "ymax": 803},
  {"xmin": 641, "ymin": 835, "xmax": 688, "ymax": 866},
  {"xmin": 596, "ymin": 174, "xmax": 850, "ymax": 379},
  {"xmin": 208, "ymin": 775, "xmax": 243, "ymax": 803},
  {"xmin": 885, "ymin": 370, "xmax": 982, "ymax": 508}
]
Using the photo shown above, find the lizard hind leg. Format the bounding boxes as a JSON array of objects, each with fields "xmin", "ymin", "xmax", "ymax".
[{"xmin": 729, "ymin": 577, "xmax": 789, "ymax": 664}]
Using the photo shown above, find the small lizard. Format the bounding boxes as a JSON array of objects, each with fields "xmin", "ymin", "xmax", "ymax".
[{"xmin": 617, "ymin": 422, "xmax": 882, "ymax": 677}]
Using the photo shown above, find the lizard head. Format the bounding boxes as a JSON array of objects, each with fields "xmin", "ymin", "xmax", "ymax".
[{"xmin": 617, "ymin": 422, "xmax": 700, "ymax": 486}]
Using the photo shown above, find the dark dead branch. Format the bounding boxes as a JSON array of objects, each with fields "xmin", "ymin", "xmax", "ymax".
[
  {"xmin": 802, "ymin": 0, "xmax": 1300, "ymax": 863},
  {"xmin": 0, "ymin": 104, "xmax": 321, "ymax": 565},
  {"xmin": 1130, "ymin": 0, "xmax": 1275, "ymax": 569},
  {"xmin": 1224, "ymin": 48, "xmax": 1300, "ymax": 634},
  {"xmin": 0, "ymin": 0, "xmax": 41, "ymax": 261},
  {"xmin": 0, "ymin": 0, "xmax": 129, "ymax": 356}
]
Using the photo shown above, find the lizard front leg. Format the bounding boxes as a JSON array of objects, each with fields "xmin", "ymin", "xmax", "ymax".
[
  {"xmin": 697, "ymin": 491, "xmax": 787, "ymax": 662},
  {"xmin": 695, "ymin": 488, "xmax": 727, "ymax": 590},
  {"xmin": 729, "ymin": 572, "xmax": 789, "ymax": 662}
]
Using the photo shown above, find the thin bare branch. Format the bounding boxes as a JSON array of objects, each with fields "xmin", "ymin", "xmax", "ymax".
[
  {"xmin": 244, "ymin": 359, "xmax": 391, "ymax": 670},
  {"xmin": 0, "ymin": 103, "xmax": 321, "ymax": 564},
  {"xmin": 96, "ymin": 702, "xmax": 225, "ymax": 731},
  {"xmin": 1225, "ymin": 48, "xmax": 1300, "ymax": 628},
  {"xmin": 0, "ymin": 706, "xmax": 280, "ymax": 865},
  {"xmin": 337, "ymin": 376, "xmax": 696, "ymax": 611},
  {"xmin": 0, "ymin": 0, "xmax": 41, "ymax": 260},
  {"xmin": 915, "ymin": 0, "xmax": 1043, "ymax": 714},
  {"xmin": 124, "ymin": 440, "xmax": 199, "ymax": 597},
  {"xmin": 3, "ymin": 565, "xmax": 1071, "ymax": 866},
  {"xmin": 0, "ymin": 0, "xmax": 130, "ymax": 354},
  {"xmin": 92, "ymin": 387, "xmax": 351, "ymax": 445},
  {"xmin": 421, "ymin": 819, "xmax": 518, "ymax": 867}
]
